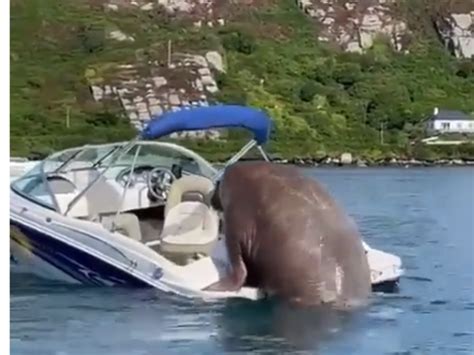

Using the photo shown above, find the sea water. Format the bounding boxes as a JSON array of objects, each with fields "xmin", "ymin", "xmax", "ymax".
[{"xmin": 10, "ymin": 167, "xmax": 474, "ymax": 354}]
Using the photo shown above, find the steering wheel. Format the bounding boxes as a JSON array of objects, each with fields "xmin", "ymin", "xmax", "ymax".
[{"xmin": 146, "ymin": 166, "xmax": 177, "ymax": 202}]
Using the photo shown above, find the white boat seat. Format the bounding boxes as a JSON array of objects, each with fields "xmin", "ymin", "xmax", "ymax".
[
  {"xmin": 160, "ymin": 201, "xmax": 219, "ymax": 256},
  {"xmin": 164, "ymin": 175, "xmax": 215, "ymax": 218},
  {"xmin": 55, "ymin": 192, "xmax": 90, "ymax": 218},
  {"xmin": 61, "ymin": 170, "xmax": 123, "ymax": 217},
  {"xmin": 160, "ymin": 175, "xmax": 218, "ymax": 257},
  {"xmin": 52, "ymin": 173, "xmax": 122, "ymax": 218},
  {"xmin": 100, "ymin": 213, "xmax": 143, "ymax": 242},
  {"xmin": 84, "ymin": 176, "xmax": 122, "ymax": 216},
  {"xmin": 158, "ymin": 175, "xmax": 219, "ymax": 258}
]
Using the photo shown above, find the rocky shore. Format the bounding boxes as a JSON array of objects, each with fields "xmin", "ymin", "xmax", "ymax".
[
  {"xmin": 217, "ymin": 152, "xmax": 474, "ymax": 167},
  {"xmin": 271, "ymin": 156, "xmax": 474, "ymax": 168},
  {"xmin": 215, "ymin": 155, "xmax": 474, "ymax": 168}
]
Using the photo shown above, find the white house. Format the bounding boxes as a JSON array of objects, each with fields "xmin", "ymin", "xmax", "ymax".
[{"xmin": 425, "ymin": 107, "xmax": 474, "ymax": 134}]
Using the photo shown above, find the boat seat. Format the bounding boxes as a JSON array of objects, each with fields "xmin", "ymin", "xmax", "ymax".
[
  {"xmin": 84, "ymin": 176, "xmax": 122, "ymax": 217},
  {"xmin": 55, "ymin": 192, "xmax": 90, "ymax": 218},
  {"xmin": 160, "ymin": 175, "xmax": 219, "ymax": 258},
  {"xmin": 100, "ymin": 213, "xmax": 143, "ymax": 242},
  {"xmin": 53, "ymin": 173, "xmax": 122, "ymax": 218},
  {"xmin": 160, "ymin": 201, "xmax": 219, "ymax": 256},
  {"xmin": 164, "ymin": 175, "xmax": 215, "ymax": 218},
  {"xmin": 182, "ymin": 191, "xmax": 207, "ymax": 204}
]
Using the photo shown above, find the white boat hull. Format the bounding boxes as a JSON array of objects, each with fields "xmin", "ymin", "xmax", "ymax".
[
  {"xmin": 10, "ymin": 202, "xmax": 264, "ymax": 300},
  {"xmin": 10, "ymin": 213, "xmax": 403, "ymax": 295}
]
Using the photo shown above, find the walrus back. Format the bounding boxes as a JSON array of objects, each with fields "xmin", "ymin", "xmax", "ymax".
[{"xmin": 219, "ymin": 161, "xmax": 371, "ymax": 307}]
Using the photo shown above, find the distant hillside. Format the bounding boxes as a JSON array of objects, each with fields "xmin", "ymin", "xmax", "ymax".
[{"xmin": 10, "ymin": 0, "xmax": 474, "ymax": 160}]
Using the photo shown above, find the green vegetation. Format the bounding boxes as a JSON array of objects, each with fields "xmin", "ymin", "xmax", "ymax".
[{"xmin": 10, "ymin": 0, "xmax": 474, "ymax": 161}]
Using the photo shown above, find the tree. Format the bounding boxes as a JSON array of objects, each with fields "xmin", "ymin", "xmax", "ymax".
[
  {"xmin": 77, "ymin": 24, "xmax": 105, "ymax": 54},
  {"xmin": 298, "ymin": 81, "xmax": 319, "ymax": 102},
  {"xmin": 220, "ymin": 29, "xmax": 256, "ymax": 55}
]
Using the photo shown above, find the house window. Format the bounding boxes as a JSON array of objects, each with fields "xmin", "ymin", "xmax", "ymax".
[{"xmin": 441, "ymin": 122, "xmax": 450, "ymax": 130}]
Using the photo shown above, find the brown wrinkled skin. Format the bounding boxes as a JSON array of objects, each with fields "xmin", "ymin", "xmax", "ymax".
[{"xmin": 204, "ymin": 161, "xmax": 371, "ymax": 309}]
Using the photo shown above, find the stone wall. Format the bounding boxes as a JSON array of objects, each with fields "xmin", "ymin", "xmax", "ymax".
[{"xmin": 88, "ymin": 51, "xmax": 225, "ymax": 139}]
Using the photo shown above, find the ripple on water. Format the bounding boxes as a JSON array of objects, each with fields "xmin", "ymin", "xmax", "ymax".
[
  {"xmin": 10, "ymin": 295, "xmax": 37, "ymax": 304},
  {"xmin": 368, "ymin": 307, "xmax": 404, "ymax": 323},
  {"xmin": 410, "ymin": 304, "xmax": 436, "ymax": 315},
  {"xmin": 452, "ymin": 332, "xmax": 474, "ymax": 338},
  {"xmin": 429, "ymin": 299, "xmax": 449, "ymax": 306},
  {"xmin": 463, "ymin": 302, "xmax": 474, "ymax": 311},
  {"xmin": 404, "ymin": 276, "xmax": 433, "ymax": 283}
]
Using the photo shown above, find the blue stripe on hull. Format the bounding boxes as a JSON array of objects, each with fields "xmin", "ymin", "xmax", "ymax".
[{"xmin": 10, "ymin": 220, "xmax": 150, "ymax": 288}]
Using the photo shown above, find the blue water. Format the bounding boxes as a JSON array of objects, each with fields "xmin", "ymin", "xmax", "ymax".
[{"xmin": 11, "ymin": 167, "xmax": 474, "ymax": 354}]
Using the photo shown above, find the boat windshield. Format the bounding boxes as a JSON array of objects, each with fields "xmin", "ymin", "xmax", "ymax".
[
  {"xmin": 49, "ymin": 143, "xmax": 124, "ymax": 172},
  {"xmin": 11, "ymin": 141, "xmax": 216, "ymax": 212},
  {"xmin": 103, "ymin": 143, "xmax": 216, "ymax": 178},
  {"xmin": 10, "ymin": 147, "xmax": 83, "ymax": 210}
]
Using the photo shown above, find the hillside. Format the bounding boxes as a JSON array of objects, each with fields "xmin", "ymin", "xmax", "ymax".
[{"xmin": 10, "ymin": 0, "xmax": 474, "ymax": 161}]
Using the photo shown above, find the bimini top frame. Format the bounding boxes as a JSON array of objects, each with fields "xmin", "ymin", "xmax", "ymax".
[
  {"xmin": 14, "ymin": 105, "xmax": 274, "ymax": 217},
  {"xmin": 140, "ymin": 104, "xmax": 273, "ymax": 181}
]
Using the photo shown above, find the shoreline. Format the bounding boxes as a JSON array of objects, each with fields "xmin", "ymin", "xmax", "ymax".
[
  {"xmin": 273, "ymin": 157, "xmax": 474, "ymax": 168},
  {"xmin": 213, "ymin": 157, "xmax": 474, "ymax": 168},
  {"xmin": 13, "ymin": 152, "xmax": 474, "ymax": 169}
]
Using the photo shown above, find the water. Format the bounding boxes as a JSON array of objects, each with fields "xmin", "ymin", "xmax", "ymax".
[{"xmin": 11, "ymin": 167, "xmax": 474, "ymax": 355}]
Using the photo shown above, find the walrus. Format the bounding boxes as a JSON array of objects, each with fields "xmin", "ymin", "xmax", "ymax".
[{"xmin": 204, "ymin": 161, "xmax": 371, "ymax": 308}]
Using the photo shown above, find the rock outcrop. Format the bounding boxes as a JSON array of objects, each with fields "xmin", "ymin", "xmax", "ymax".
[
  {"xmin": 104, "ymin": 0, "xmax": 265, "ymax": 28},
  {"xmin": 340, "ymin": 152, "xmax": 353, "ymax": 165},
  {"xmin": 436, "ymin": 12, "xmax": 474, "ymax": 59},
  {"xmin": 297, "ymin": 0, "xmax": 410, "ymax": 53},
  {"xmin": 297, "ymin": 0, "xmax": 473, "ymax": 58},
  {"xmin": 107, "ymin": 29, "xmax": 135, "ymax": 42}
]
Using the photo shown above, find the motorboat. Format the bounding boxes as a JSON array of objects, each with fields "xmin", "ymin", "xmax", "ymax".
[{"xmin": 10, "ymin": 105, "xmax": 403, "ymax": 300}]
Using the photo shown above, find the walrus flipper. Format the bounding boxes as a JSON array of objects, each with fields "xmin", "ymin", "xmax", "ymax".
[
  {"xmin": 203, "ymin": 255, "xmax": 247, "ymax": 292},
  {"xmin": 203, "ymin": 224, "xmax": 248, "ymax": 292}
]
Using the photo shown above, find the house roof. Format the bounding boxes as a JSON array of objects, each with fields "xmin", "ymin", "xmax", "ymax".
[{"xmin": 430, "ymin": 109, "xmax": 473, "ymax": 121}]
